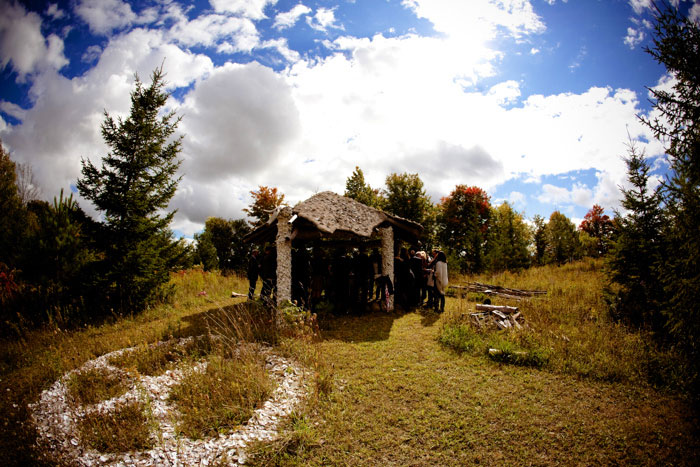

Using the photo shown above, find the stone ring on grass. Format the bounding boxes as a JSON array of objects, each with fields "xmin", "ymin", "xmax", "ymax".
[{"xmin": 30, "ymin": 337, "xmax": 308, "ymax": 466}]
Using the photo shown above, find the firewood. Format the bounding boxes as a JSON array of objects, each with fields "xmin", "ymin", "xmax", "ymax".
[{"xmin": 475, "ymin": 304, "xmax": 519, "ymax": 314}]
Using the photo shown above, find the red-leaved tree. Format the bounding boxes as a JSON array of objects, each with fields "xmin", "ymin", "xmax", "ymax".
[{"xmin": 438, "ymin": 185, "xmax": 490, "ymax": 273}]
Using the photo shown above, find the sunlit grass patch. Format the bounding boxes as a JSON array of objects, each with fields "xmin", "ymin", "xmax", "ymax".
[
  {"xmin": 66, "ymin": 367, "xmax": 131, "ymax": 406},
  {"xmin": 109, "ymin": 336, "xmax": 213, "ymax": 376},
  {"xmin": 247, "ymin": 410, "xmax": 316, "ymax": 466},
  {"xmin": 77, "ymin": 400, "xmax": 154, "ymax": 452},
  {"xmin": 169, "ymin": 353, "xmax": 273, "ymax": 440}
]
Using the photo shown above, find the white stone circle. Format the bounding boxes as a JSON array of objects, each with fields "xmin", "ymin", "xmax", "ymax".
[{"xmin": 30, "ymin": 337, "xmax": 308, "ymax": 466}]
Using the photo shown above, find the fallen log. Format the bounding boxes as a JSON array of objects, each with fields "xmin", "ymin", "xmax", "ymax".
[
  {"xmin": 475, "ymin": 304, "xmax": 519, "ymax": 314},
  {"xmin": 450, "ymin": 282, "xmax": 547, "ymax": 300}
]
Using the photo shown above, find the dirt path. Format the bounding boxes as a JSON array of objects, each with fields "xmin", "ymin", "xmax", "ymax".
[{"xmin": 295, "ymin": 311, "xmax": 699, "ymax": 466}]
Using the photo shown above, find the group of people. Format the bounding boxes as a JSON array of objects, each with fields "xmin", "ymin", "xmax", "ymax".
[
  {"xmin": 393, "ymin": 247, "xmax": 449, "ymax": 313},
  {"xmin": 246, "ymin": 244, "xmax": 448, "ymax": 313}
]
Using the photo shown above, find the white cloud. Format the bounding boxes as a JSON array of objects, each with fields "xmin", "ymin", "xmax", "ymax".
[
  {"xmin": 209, "ymin": 0, "xmax": 277, "ymax": 20},
  {"xmin": 488, "ymin": 80, "xmax": 521, "ymax": 105},
  {"xmin": 46, "ymin": 3, "xmax": 65, "ymax": 20},
  {"xmin": 690, "ymin": 3, "xmax": 700, "ymax": 22},
  {"xmin": 75, "ymin": 0, "xmax": 139, "ymax": 35},
  {"xmin": 261, "ymin": 38, "xmax": 301, "ymax": 62},
  {"xmin": 168, "ymin": 14, "xmax": 259, "ymax": 53},
  {"xmin": 0, "ymin": 1, "xmax": 68, "ymax": 78},
  {"xmin": 273, "ymin": 4, "xmax": 312, "ymax": 30},
  {"xmin": 628, "ymin": 0, "xmax": 652, "ymax": 15},
  {"xmin": 307, "ymin": 7, "xmax": 343, "ymax": 32},
  {"xmin": 403, "ymin": 0, "xmax": 546, "ymax": 43},
  {"xmin": 530, "ymin": 47, "xmax": 540, "ymax": 54},
  {"xmin": 624, "ymin": 26, "xmax": 644, "ymax": 49},
  {"xmin": 178, "ymin": 62, "xmax": 300, "ymax": 182}
]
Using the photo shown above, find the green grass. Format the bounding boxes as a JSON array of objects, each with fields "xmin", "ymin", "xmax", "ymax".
[
  {"xmin": 247, "ymin": 311, "xmax": 699, "ymax": 466},
  {"xmin": 169, "ymin": 353, "xmax": 273, "ymax": 439},
  {"xmin": 77, "ymin": 400, "xmax": 154, "ymax": 452},
  {"xmin": 108, "ymin": 335, "xmax": 213, "ymax": 376},
  {"xmin": 66, "ymin": 367, "xmax": 131, "ymax": 405}
]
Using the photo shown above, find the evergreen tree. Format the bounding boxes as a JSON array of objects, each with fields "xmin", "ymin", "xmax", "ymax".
[
  {"xmin": 77, "ymin": 67, "xmax": 183, "ymax": 314},
  {"xmin": 344, "ymin": 166, "xmax": 381, "ymax": 208},
  {"xmin": 606, "ymin": 142, "xmax": 666, "ymax": 330},
  {"xmin": 641, "ymin": 4, "xmax": 700, "ymax": 366}
]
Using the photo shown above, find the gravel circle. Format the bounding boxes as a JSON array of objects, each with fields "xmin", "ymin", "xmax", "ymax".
[{"xmin": 30, "ymin": 337, "xmax": 308, "ymax": 466}]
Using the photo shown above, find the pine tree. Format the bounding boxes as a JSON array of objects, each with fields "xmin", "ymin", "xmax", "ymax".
[
  {"xmin": 606, "ymin": 142, "xmax": 666, "ymax": 330},
  {"xmin": 641, "ymin": 4, "xmax": 700, "ymax": 367},
  {"xmin": 77, "ymin": 67, "xmax": 183, "ymax": 314}
]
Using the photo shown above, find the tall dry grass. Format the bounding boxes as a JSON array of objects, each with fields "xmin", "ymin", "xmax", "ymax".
[{"xmin": 440, "ymin": 258, "xmax": 688, "ymax": 388}]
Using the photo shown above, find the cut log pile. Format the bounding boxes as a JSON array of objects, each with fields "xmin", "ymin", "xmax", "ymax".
[
  {"xmin": 450, "ymin": 282, "xmax": 547, "ymax": 301},
  {"xmin": 469, "ymin": 304, "xmax": 525, "ymax": 330}
]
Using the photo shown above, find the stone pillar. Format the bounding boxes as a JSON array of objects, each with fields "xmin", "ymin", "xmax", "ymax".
[
  {"xmin": 276, "ymin": 207, "xmax": 293, "ymax": 306},
  {"xmin": 379, "ymin": 226, "xmax": 394, "ymax": 312}
]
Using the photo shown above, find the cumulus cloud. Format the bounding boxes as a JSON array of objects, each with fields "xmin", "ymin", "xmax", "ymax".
[
  {"xmin": 628, "ymin": 0, "xmax": 652, "ymax": 15},
  {"xmin": 624, "ymin": 26, "xmax": 644, "ymax": 48},
  {"xmin": 404, "ymin": 0, "xmax": 546, "ymax": 43},
  {"xmin": 178, "ymin": 62, "xmax": 300, "ymax": 182},
  {"xmin": 0, "ymin": 1, "xmax": 68, "ymax": 78},
  {"xmin": 45, "ymin": 3, "xmax": 65, "ymax": 20},
  {"xmin": 488, "ymin": 80, "xmax": 521, "ymax": 105},
  {"xmin": 273, "ymin": 4, "xmax": 311, "ymax": 30},
  {"xmin": 307, "ymin": 7, "xmax": 343, "ymax": 32},
  {"xmin": 210, "ymin": 0, "xmax": 277, "ymax": 20},
  {"xmin": 74, "ymin": 0, "xmax": 154, "ymax": 35},
  {"xmin": 168, "ymin": 14, "xmax": 259, "ymax": 53}
]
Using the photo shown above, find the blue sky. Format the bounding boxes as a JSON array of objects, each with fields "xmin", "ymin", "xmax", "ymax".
[{"xmin": 1, "ymin": 0, "xmax": 698, "ymax": 237}]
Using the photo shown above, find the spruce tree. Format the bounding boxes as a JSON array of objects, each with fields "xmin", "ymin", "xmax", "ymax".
[
  {"xmin": 606, "ymin": 142, "xmax": 666, "ymax": 330},
  {"xmin": 77, "ymin": 67, "xmax": 182, "ymax": 314},
  {"xmin": 641, "ymin": 4, "xmax": 700, "ymax": 372}
]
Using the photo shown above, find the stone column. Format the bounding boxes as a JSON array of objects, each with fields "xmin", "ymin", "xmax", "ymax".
[
  {"xmin": 276, "ymin": 207, "xmax": 293, "ymax": 306},
  {"xmin": 379, "ymin": 226, "xmax": 394, "ymax": 311}
]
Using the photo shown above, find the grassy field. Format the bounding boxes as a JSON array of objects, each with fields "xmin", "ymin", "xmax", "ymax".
[
  {"xmin": 250, "ymin": 311, "xmax": 697, "ymax": 465},
  {"xmin": 1, "ymin": 261, "xmax": 698, "ymax": 465}
]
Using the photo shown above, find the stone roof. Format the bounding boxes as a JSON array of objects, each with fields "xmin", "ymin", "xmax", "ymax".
[{"xmin": 244, "ymin": 191, "xmax": 422, "ymax": 243}]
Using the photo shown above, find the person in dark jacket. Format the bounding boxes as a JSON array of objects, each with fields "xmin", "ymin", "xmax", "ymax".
[
  {"xmin": 247, "ymin": 249, "xmax": 260, "ymax": 299},
  {"xmin": 260, "ymin": 246, "xmax": 277, "ymax": 304}
]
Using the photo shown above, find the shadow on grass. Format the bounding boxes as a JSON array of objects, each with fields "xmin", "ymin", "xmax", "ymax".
[
  {"xmin": 318, "ymin": 311, "xmax": 399, "ymax": 343},
  {"xmin": 418, "ymin": 309, "xmax": 441, "ymax": 327}
]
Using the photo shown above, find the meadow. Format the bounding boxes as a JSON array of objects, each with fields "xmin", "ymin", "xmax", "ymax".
[{"xmin": 1, "ymin": 260, "xmax": 697, "ymax": 465}]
